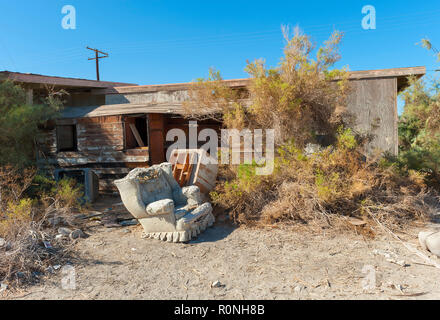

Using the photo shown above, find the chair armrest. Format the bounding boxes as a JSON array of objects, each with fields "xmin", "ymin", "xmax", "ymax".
[
  {"xmin": 114, "ymin": 177, "xmax": 149, "ymax": 219},
  {"xmin": 176, "ymin": 203, "xmax": 213, "ymax": 229},
  {"xmin": 146, "ymin": 199, "xmax": 175, "ymax": 216},
  {"xmin": 182, "ymin": 185, "xmax": 202, "ymax": 206}
]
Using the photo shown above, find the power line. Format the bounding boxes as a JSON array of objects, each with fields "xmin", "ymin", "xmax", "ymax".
[
  {"xmin": 15, "ymin": 7, "xmax": 440, "ymax": 68},
  {"xmin": 28, "ymin": 6, "xmax": 440, "ymax": 65},
  {"xmin": 86, "ymin": 47, "xmax": 109, "ymax": 81},
  {"xmin": 0, "ymin": 36, "xmax": 17, "ymax": 71}
]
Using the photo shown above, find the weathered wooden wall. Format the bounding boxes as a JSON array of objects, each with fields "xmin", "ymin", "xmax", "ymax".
[
  {"xmin": 105, "ymin": 90, "xmax": 188, "ymax": 105},
  {"xmin": 105, "ymin": 78, "xmax": 399, "ymax": 156},
  {"xmin": 37, "ymin": 113, "xmax": 222, "ymax": 192},
  {"xmin": 346, "ymin": 78, "xmax": 398, "ymax": 155},
  {"xmin": 65, "ymin": 92, "xmax": 106, "ymax": 107},
  {"xmin": 37, "ymin": 115, "xmax": 149, "ymax": 192}
]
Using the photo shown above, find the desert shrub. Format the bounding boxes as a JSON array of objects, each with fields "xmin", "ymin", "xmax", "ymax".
[
  {"xmin": 54, "ymin": 177, "xmax": 84, "ymax": 209},
  {"xmin": 211, "ymin": 129, "xmax": 435, "ymax": 230},
  {"xmin": 27, "ymin": 173, "xmax": 83, "ymax": 208},
  {"xmin": 0, "ymin": 71, "xmax": 77, "ymax": 287},
  {"xmin": 26, "ymin": 173, "xmax": 57, "ymax": 199},
  {"xmin": 0, "ymin": 167, "xmax": 83, "ymax": 285}
]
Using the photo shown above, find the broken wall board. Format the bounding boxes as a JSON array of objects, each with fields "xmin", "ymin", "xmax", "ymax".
[{"xmin": 169, "ymin": 149, "xmax": 218, "ymax": 194}]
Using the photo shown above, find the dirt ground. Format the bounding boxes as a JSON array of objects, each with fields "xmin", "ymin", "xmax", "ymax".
[{"xmin": 4, "ymin": 197, "xmax": 440, "ymax": 300}]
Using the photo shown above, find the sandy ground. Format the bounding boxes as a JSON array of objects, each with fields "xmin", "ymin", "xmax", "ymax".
[{"xmin": 3, "ymin": 197, "xmax": 440, "ymax": 300}]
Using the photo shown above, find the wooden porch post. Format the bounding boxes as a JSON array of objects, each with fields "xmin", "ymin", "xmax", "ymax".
[{"xmin": 148, "ymin": 113, "xmax": 166, "ymax": 164}]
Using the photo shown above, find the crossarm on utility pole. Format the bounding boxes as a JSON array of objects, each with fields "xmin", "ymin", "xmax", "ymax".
[{"xmin": 86, "ymin": 47, "xmax": 109, "ymax": 81}]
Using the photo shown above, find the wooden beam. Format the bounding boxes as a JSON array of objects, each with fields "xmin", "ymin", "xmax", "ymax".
[
  {"xmin": 129, "ymin": 123, "xmax": 145, "ymax": 147},
  {"xmin": 345, "ymin": 66, "xmax": 426, "ymax": 80},
  {"xmin": 25, "ymin": 88, "xmax": 33, "ymax": 105}
]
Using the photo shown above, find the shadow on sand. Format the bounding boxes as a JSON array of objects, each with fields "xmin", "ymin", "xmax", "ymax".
[{"xmin": 188, "ymin": 223, "xmax": 236, "ymax": 244}]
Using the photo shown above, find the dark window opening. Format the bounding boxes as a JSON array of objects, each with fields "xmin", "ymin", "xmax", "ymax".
[
  {"xmin": 56, "ymin": 125, "xmax": 77, "ymax": 152},
  {"xmin": 125, "ymin": 115, "xmax": 149, "ymax": 149}
]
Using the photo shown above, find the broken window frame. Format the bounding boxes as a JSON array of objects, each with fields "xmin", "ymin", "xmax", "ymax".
[
  {"xmin": 123, "ymin": 114, "xmax": 149, "ymax": 150},
  {"xmin": 56, "ymin": 124, "xmax": 78, "ymax": 152}
]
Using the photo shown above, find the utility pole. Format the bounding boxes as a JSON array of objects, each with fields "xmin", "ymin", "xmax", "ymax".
[{"xmin": 86, "ymin": 47, "xmax": 108, "ymax": 81}]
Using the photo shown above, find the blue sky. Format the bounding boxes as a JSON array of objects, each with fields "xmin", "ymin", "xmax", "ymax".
[{"xmin": 1, "ymin": 0, "xmax": 440, "ymax": 112}]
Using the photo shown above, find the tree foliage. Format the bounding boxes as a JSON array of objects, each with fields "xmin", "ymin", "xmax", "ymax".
[
  {"xmin": 183, "ymin": 27, "xmax": 350, "ymax": 148},
  {"xmin": 396, "ymin": 38, "xmax": 440, "ymax": 186},
  {"xmin": 398, "ymin": 76, "xmax": 440, "ymax": 185},
  {"xmin": 0, "ymin": 80, "xmax": 64, "ymax": 167}
]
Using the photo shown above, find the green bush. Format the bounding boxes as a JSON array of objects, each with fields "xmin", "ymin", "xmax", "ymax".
[
  {"xmin": 398, "ymin": 76, "xmax": 440, "ymax": 186},
  {"xmin": 0, "ymin": 80, "xmax": 63, "ymax": 167}
]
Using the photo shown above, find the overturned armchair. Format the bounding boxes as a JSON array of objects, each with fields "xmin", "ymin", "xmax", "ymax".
[{"xmin": 114, "ymin": 163, "xmax": 215, "ymax": 242}]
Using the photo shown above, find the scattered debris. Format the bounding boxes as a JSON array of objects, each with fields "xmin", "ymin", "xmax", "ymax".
[
  {"xmin": 104, "ymin": 221, "xmax": 122, "ymax": 228},
  {"xmin": 112, "ymin": 202, "xmax": 124, "ymax": 208},
  {"xmin": 418, "ymin": 230, "xmax": 440, "ymax": 257},
  {"xmin": 81, "ymin": 211, "xmax": 107, "ymax": 220},
  {"xmin": 386, "ymin": 282, "xmax": 430, "ymax": 298},
  {"xmin": 119, "ymin": 219, "xmax": 139, "ymax": 227},
  {"xmin": 371, "ymin": 216, "xmax": 440, "ymax": 270},
  {"xmin": 42, "ymin": 241, "xmax": 53, "ymax": 249},
  {"xmin": 293, "ymin": 276, "xmax": 313, "ymax": 288},
  {"xmin": 294, "ymin": 285, "xmax": 306, "ymax": 293},
  {"xmin": 0, "ymin": 238, "xmax": 5, "ymax": 248},
  {"xmin": 58, "ymin": 227, "xmax": 73, "ymax": 236},
  {"xmin": 55, "ymin": 234, "xmax": 65, "ymax": 240},
  {"xmin": 48, "ymin": 216, "xmax": 64, "ymax": 226},
  {"xmin": 392, "ymin": 292, "xmax": 429, "ymax": 297},
  {"xmin": 70, "ymin": 229, "xmax": 87, "ymax": 240},
  {"xmin": 373, "ymin": 249, "xmax": 409, "ymax": 267},
  {"xmin": 347, "ymin": 217, "xmax": 367, "ymax": 226},
  {"xmin": 211, "ymin": 280, "xmax": 224, "ymax": 288},
  {"xmin": 0, "ymin": 283, "xmax": 8, "ymax": 292},
  {"xmin": 303, "ymin": 143, "xmax": 323, "ymax": 156}
]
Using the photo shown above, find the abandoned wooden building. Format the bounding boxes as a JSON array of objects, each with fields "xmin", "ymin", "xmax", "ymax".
[{"xmin": 0, "ymin": 66, "xmax": 426, "ymax": 193}]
